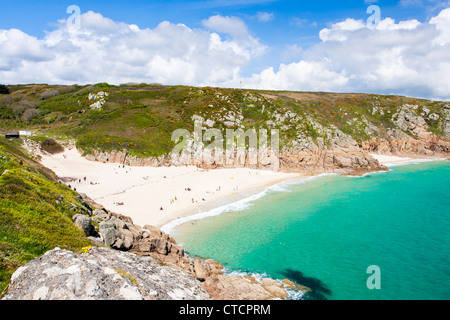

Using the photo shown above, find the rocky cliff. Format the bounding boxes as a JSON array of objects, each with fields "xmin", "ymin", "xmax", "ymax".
[
  {"xmin": 2, "ymin": 247, "xmax": 210, "ymax": 300},
  {"xmin": 3, "ymin": 85, "xmax": 449, "ymax": 300},
  {"xmin": 2, "ymin": 192, "xmax": 308, "ymax": 300},
  {"xmin": 79, "ymin": 96, "xmax": 450, "ymax": 176},
  {"xmin": 360, "ymin": 104, "xmax": 450, "ymax": 158},
  {"xmin": 5, "ymin": 84, "xmax": 449, "ymax": 176}
]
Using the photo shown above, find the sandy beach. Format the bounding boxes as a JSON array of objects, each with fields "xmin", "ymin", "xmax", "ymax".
[
  {"xmin": 40, "ymin": 148, "xmax": 301, "ymax": 229},
  {"xmin": 369, "ymin": 153, "xmax": 440, "ymax": 166},
  {"xmin": 39, "ymin": 148, "xmax": 441, "ymax": 231}
]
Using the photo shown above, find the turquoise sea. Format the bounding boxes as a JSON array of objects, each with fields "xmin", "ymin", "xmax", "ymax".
[{"xmin": 170, "ymin": 161, "xmax": 450, "ymax": 300}]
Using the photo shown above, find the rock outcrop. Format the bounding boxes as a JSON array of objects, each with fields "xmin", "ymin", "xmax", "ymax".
[
  {"xmin": 361, "ymin": 104, "xmax": 450, "ymax": 158},
  {"xmin": 2, "ymin": 247, "xmax": 210, "ymax": 300},
  {"xmin": 83, "ymin": 133, "xmax": 387, "ymax": 176},
  {"xmin": 203, "ymin": 275, "xmax": 291, "ymax": 300},
  {"xmin": 79, "ymin": 102, "xmax": 449, "ymax": 176},
  {"xmin": 278, "ymin": 126, "xmax": 386, "ymax": 175},
  {"xmin": 3, "ymin": 193, "xmax": 307, "ymax": 300}
]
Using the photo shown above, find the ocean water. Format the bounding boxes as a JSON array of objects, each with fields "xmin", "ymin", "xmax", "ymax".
[{"xmin": 171, "ymin": 161, "xmax": 450, "ymax": 300}]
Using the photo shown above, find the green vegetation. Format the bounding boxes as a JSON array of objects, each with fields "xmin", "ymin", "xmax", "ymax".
[
  {"xmin": 0, "ymin": 138, "xmax": 91, "ymax": 297},
  {"xmin": 0, "ymin": 84, "xmax": 448, "ymax": 158},
  {"xmin": 41, "ymin": 138, "xmax": 64, "ymax": 154},
  {"xmin": 115, "ymin": 268, "xmax": 138, "ymax": 285},
  {"xmin": 0, "ymin": 85, "xmax": 10, "ymax": 95},
  {"xmin": 0, "ymin": 83, "xmax": 447, "ymax": 297}
]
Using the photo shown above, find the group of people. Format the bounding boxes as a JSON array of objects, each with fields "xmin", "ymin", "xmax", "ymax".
[
  {"xmin": 68, "ymin": 177, "xmax": 87, "ymax": 183},
  {"xmin": 160, "ymin": 195, "xmax": 178, "ymax": 211},
  {"xmin": 158, "ymin": 184, "xmax": 237, "ymax": 213},
  {"xmin": 169, "ymin": 195, "xmax": 177, "ymax": 204},
  {"xmin": 66, "ymin": 176, "xmax": 101, "ymax": 191},
  {"xmin": 114, "ymin": 164, "xmax": 130, "ymax": 174}
]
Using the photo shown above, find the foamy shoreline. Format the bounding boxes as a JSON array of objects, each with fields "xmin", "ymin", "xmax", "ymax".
[
  {"xmin": 39, "ymin": 148, "xmax": 301, "ymax": 230},
  {"xmin": 39, "ymin": 148, "xmax": 444, "ymax": 235},
  {"xmin": 160, "ymin": 175, "xmax": 311, "ymax": 234},
  {"xmin": 369, "ymin": 153, "xmax": 445, "ymax": 167}
]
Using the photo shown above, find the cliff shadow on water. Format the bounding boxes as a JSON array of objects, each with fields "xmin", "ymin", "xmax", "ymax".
[{"xmin": 280, "ymin": 269, "xmax": 332, "ymax": 300}]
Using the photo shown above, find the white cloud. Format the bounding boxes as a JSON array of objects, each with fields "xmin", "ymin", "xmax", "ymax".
[
  {"xmin": 319, "ymin": 18, "xmax": 366, "ymax": 41},
  {"xmin": 256, "ymin": 12, "xmax": 274, "ymax": 22},
  {"xmin": 1, "ymin": 8, "xmax": 450, "ymax": 100},
  {"xmin": 245, "ymin": 60, "xmax": 349, "ymax": 91},
  {"xmin": 430, "ymin": 6, "xmax": 450, "ymax": 44},
  {"xmin": 318, "ymin": 17, "xmax": 421, "ymax": 42},
  {"xmin": 202, "ymin": 15, "xmax": 267, "ymax": 56},
  {"xmin": 202, "ymin": 15, "xmax": 249, "ymax": 38},
  {"xmin": 0, "ymin": 11, "xmax": 265, "ymax": 86},
  {"xmin": 243, "ymin": 8, "xmax": 450, "ymax": 100}
]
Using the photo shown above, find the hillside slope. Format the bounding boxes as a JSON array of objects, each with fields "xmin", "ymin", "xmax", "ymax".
[
  {"xmin": 0, "ymin": 138, "xmax": 91, "ymax": 295},
  {"xmin": 0, "ymin": 139, "xmax": 307, "ymax": 300},
  {"xmin": 0, "ymin": 84, "xmax": 449, "ymax": 175}
]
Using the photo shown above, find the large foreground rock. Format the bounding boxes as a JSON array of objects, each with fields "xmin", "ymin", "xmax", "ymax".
[
  {"xmin": 2, "ymin": 247, "xmax": 211, "ymax": 300},
  {"xmin": 69, "ymin": 194, "xmax": 303, "ymax": 300}
]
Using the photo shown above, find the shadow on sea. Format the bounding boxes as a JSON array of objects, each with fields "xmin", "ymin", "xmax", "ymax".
[{"xmin": 280, "ymin": 269, "xmax": 332, "ymax": 300}]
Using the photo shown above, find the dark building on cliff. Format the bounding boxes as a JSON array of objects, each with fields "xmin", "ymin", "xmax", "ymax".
[{"xmin": 5, "ymin": 133, "xmax": 20, "ymax": 139}]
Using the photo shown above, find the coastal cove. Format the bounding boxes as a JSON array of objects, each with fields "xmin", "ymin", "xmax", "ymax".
[
  {"xmin": 170, "ymin": 160, "xmax": 450, "ymax": 300},
  {"xmin": 36, "ymin": 145, "xmax": 449, "ymax": 299},
  {"xmin": 2, "ymin": 0, "xmax": 450, "ymax": 302},
  {"xmin": 39, "ymin": 146, "xmax": 301, "ymax": 229}
]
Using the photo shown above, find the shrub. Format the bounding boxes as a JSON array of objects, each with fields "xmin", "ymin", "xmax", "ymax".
[
  {"xmin": 41, "ymin": 138, "xmax": 64, "ymax": 154},
  {"xmin": 10, "ymin": 99, "xmax": 37, "ymax": 115},
  {"xmin": 22, "ymin": 108, "xmax": 40, "ymax": 122},
  {"xmin": 0, "ymin": 85, "xmax": 10, "ymax": 94},
  {"xmin": 39, "ymin": 89, "xmax": 60, "ymax": 100}
]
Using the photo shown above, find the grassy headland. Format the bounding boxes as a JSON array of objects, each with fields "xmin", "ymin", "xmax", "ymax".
[
  {"xmin": 1, "ymin": 83, "xmax": 448, "ymax": 158},
  {"xmin": 0, "ymin": 138, "xmax": 91, "ymax": 296}
]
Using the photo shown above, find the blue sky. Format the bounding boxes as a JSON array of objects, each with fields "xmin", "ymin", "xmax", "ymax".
[
  {"xmin": 1, "ymin": 0, "xmax": 450, "ymax": 99},
  {"xmin": 1, "ymin": 0, "xmax": 444, "ymax": 44}
]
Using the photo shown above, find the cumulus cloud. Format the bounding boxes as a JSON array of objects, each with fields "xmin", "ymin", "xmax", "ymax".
[
  {"xmin": 0, "ymin": 11, "xmax": 265, "ymax": 86},
  {"xmin": 244, "ymin": 7, "xmax": 450, "ymax": 100},
  {"xmin": 256, "ymin": 12, "xmax": 274, "ymax": 22},
  {"xmin": 202, "ymin": 15, "xmax": 267, "ymax": 56},
  {"xmin": 430, "ymin": 6, "xmax": 450, "ymax": 44},
  {"xmin": 1, "ymin": 8, "xmax": 450, "ymax": 100}
]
